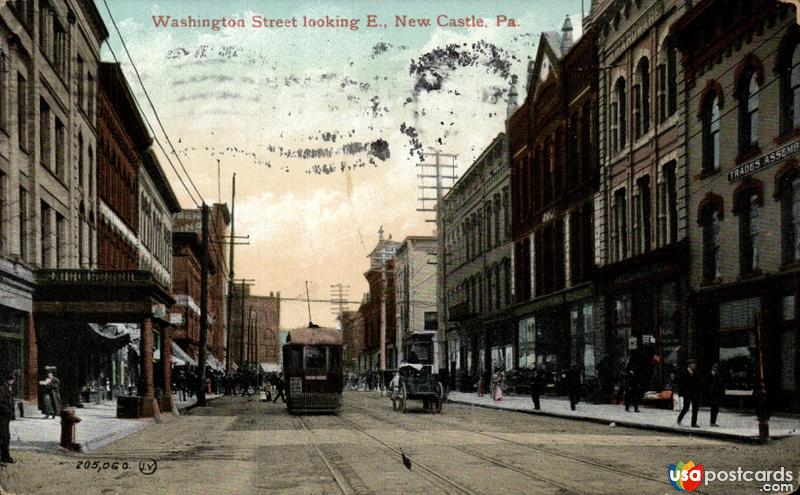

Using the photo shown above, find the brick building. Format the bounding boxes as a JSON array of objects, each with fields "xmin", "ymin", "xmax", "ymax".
[
  {"xmin": 229, "ymin": 285, "xmax": 281, "ymax": 367},
  {"xmin": 96, "ymin": 62, "xmax": 146, "ymax": 272},
  {"xmin": 508, "ymin": 16, "xmax": 601, "ymax": 393},
  {"xmin": 358, "ymin": 228, "xmax": 399, "ymax": 371},
  {"xmin": 0, "ymin": 0, "xmax": 179, "ymax": 418},
  {"xmin": 589, "ymin": 0, "xmax": 691, "ymax": 401},
  {"xmin": 0, "ymin": 0, "xmax": 109, "ymax": 405},
  {"xmin": 173, "ymin": 204, "xmax": 230, "ymax": 364},
  {"xmin": 338, "ymin": 310, "xmax": 364, "ymax": 371},
  {"xmin": 673, "ymin": 0, "xmax": 799, "ymax": 411},
  {"xmin": 169, "ymin": 231, "xmax": 215, "ymax": 361}
]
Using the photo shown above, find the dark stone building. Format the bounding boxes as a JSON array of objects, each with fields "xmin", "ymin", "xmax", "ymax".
[{"xmin": 508, "ymin": 16, "xmax": 600, "ymax": 395}]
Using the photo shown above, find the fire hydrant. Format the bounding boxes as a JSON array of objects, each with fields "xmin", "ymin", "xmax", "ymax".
[{"xmin": 60, "ymin": 407, "xmax": 82, "ymax": 451}]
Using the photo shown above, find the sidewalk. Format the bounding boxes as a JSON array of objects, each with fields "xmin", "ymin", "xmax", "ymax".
[
  {"xmin": 9, "ymin": 393, "xmax": 223, "ymax": 454},
  {"xmin": 447, "ymin": 392, "xmax": 800, "ymax": 442},
  {"xmin": 9, "ymin": 402, "xmax": 151, "ymax": 454}
]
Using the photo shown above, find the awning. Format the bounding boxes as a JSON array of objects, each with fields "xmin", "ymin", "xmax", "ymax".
[
  {"xmin": 154, "ymin": 348, "xmax": 185, "ymax": 364},
  {"xmin": 171, "ymin": 342, "xmax": 197, "ymax": 366},
  {"xmin": 260, "ymin": 362, "xmax": 281, "ymax": 373},
  {"xmin": 206, "ymin": 354, "xmax": 224, "ymax": 371},
  {"xmin": 86, "ymin": 323, "xmax": 131, "ymax": 353}
]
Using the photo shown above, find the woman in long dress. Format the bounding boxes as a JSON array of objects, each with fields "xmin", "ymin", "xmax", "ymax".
[
  {"xmin": 39, "ymin": 371, "xmax": 61, "ymax": 419},
  {"xmin": 492, "ymin": 369, "xmax": 504, "ymax": 401}
]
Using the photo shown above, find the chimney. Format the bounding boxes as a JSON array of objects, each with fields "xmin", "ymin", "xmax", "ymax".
[
  {"xmin": 506, "ymin": 82, "xmax": 519, "ymax": 118},
  {"xmin": 560, "ymin": 15, "xmax": 574, "ymax": 54}
]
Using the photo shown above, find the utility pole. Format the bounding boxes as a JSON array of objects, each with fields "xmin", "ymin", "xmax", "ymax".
[
  {"xmin": 197, "ymin": 203, "xmax": 210, "ymax": 406},
  {"xmin": 246, "ymin": 307, "xmax": 254, "ymax": 367},
  {"xmin": 416, "ymin": 151, "xmax": 457, "ymax": 376},
  {"xmin": 240, "ymin": 280, "xmax": 246, "ymax": 368},
  {"xmin": 225, "ymin": 174, "xmax": 236, "ymax": 374},
  {"xmin": 754, "ymin": 312, "xmax": 770, "ymax": 441},
  {"xmin": 330, "ymin": 283, "xmax": 351, "ymax": 318},
  {"xmin": 254, "ymin": 311, "xmax": 259, "ymax": 386}
]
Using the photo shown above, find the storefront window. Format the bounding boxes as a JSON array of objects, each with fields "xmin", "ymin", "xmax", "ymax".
[
  {"xmin": 447, "ymin": 336, "xmax": 460, "ymax": 370},
  {"xmin": 718, "ymin": 329, "xmax": 756, "ymax": 392},
  {"xmin": 518, "ymin": 317, "xmax": 536, "ymax": 368},
  {"xmin": 781, "ymin": 327, "xmax": 796, "ymax": 393},
  {"xmin": 534, "ymin": 312, "xmax": 567, "ymax": 381},
  {"xmin": 570, "ymin": 302, "xmax": 598, "ymax": 377},
  {"xmin": 660, "ymin": 282, "xmax": 680, "ymax": 389},
  {"xmin": 614, "ymin": 294, "xmax": 630, "ymax": 324},
  {"xmin": 0, "ymin": 308, "xmax": 23, "ymax": 399},
  {"xmin": 718, "ymin": 298, "xmax": 760, "ymax": 393},
  {"xmin": 490, "ymin": 346, "xmax": 504, "ymax": 371},
  {"xmin": 781, "ymin": 295, "xmax": 796, "ymax": 394}
]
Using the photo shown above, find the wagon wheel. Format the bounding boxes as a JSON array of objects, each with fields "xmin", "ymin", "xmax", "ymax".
[
  {"xmin": 433, "ymin": 382, "xmax": 444, "ymax": 413},
  {"xmin": 400, "ymin": 382, "xmax": 408, "ymax": 414}
]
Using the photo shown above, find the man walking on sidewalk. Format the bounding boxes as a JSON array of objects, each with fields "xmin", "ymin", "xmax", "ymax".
[
  {"xmin": 1, "ymin": 373, "xmax": 16, "ymax": 464},
  {"xmin": 677, "ymin": 359, "xmax": 701, "ymax": 428},
  {"xmin": 567, "ymin": 365, "xmax": 581, "ymax": 411},
  {"xmin": 623, "ymin": 364, "xmax": 641, "ymax": 413},
  {"xmin": 707, "ymin": 363, "xmax": 724, "ymax": 427},
  {"xmin": 530, "ymin": 368, "xmax": 544, "ymax": 410}
]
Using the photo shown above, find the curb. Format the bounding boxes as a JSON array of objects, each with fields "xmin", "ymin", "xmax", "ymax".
[
  {"xmin": 446, "ymin": 398, "xmax": 783, "ymax": 444},
  {"xmin": 177, "ymin": 394, "xmax": 222, "ymax": 413},
  {"xmin": 80, "ymin": 421, "xmax": 153, "ymax": 453}
]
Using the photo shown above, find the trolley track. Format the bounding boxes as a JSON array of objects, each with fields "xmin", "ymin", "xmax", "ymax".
[
  {"xmin": 343, "ymin": 401, "xmax": 582, "ymax": 494},
  {"xmin": 332, "ymin": 414, "xmax": 480, "ymax": 495},
  {"xmin": 295, "ymin": 415, "xmax": 356, "ymax": 495},
  {"xmin": 346, "ymin": 395, "xmax": 703, "ymax": 494}
]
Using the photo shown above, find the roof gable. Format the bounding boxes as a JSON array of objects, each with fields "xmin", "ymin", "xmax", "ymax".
[{"xmin": 527, "ymin": 31, "xmax": 563, "ymax": 105}]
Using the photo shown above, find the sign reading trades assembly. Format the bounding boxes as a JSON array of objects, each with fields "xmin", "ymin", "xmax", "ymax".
[{"xmin": 728, "ymin": 139, "xmax": 800, "ymax": 182}]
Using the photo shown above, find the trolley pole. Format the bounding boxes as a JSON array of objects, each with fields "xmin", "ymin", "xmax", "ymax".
[
  {"xmin": 197, "ymin": 203, "xmax": 210, "ymax": 407},
  {"xmin": 254, "ymin": 312, "xmax": 259, "ymax": 386},
  {"xmin": 240, "ymin": 280, "xmax": 246, "ymax": 368},
  {"xmin": 755, "ymin": 312, "xmax": 770, "ymax": 441},
  {"xmin": 225, "ymin": 174, "xmax": 236, "ymax": 374}
]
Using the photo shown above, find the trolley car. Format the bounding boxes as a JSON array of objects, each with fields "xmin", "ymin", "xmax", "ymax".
[{"xmin": 282, "ymin": 327, "xmax": 343, "ymax": 413}]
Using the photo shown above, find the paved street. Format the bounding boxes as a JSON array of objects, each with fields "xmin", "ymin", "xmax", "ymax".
[{"xmin": 0, "ymin": 392, "xmax": 797, "ymax": 494}]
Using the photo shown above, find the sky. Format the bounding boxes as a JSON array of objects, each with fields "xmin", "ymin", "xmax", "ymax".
[{"xmin": 99, "ymin": 0, "xmax": 584, "ymax": 329}]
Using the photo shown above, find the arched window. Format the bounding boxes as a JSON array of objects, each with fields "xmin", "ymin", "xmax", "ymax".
[
  {"xmin": 78, "ymin": 202, "xmax": 85, "ymax": 268},
  {"xmin": 781, "ymin": 43, "xmax": 800, "ymax": 134},
  {"xmin": 0, "ymin": 52, "xmax": 7, "ymax": 130},
  {"xmin": 700, "ymin": 205, "xmax": 720, "ymax": 281},
  {"xmin": 570, "ymin": 111, "xmax": 580, "ymax": 184},
  {"xmin": 611, "ymin": 77, "xmax": 626, "ymax": 153},
  {"xmin": 581, "ymin": 102, "xmax": 591, "ymax": 177},
  {"xmin": 737, "ymin": 189, "xmax": 760, "ymax": 274},
  {"xmin": 702, "ymin": 92, "xmax": 721, "ymax": 173},
  {"xmin": 780, "ymin": 173, "xmax": 800, "ymax": 263},
  {"xmin": 739, "ymin": 68, "xmax": 759, "ymax": 152},
  {"xmin": 634, "ymin": 57, "xmax": 650, "ymax": 139},
  {"xmin": 658, "ymin": 39, "xmax": 678, "ymax": 122}
]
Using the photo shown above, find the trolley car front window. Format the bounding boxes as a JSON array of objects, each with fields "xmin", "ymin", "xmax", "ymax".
[
  {"xmin": 288, "ymin": 347, "xmax": 303, "ymax": 371},
  {"xmin": 304, "ymin": 346, "xmax": 327, "ymax": 370}
]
